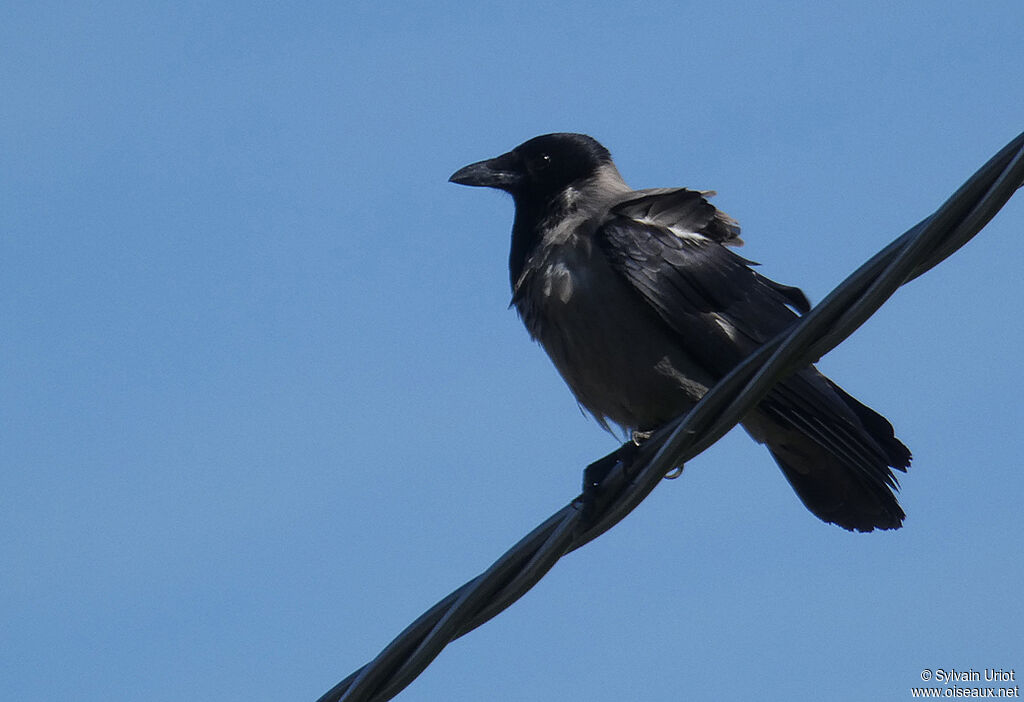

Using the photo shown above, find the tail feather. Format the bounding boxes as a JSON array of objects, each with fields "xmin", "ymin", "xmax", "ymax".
[
  {"xmin": 766, "ymin": 442, "xmax": 906, "ymax": 532},
  {"xmin": 744, "ymin": 369, "xmax": 912, "ymax": 532},
  {"xmin": 824, "ymin": 377, "xmax": 912, "ymax": 471}
]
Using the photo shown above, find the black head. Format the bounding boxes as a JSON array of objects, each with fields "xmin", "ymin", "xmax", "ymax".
[
  {"xmin": 449, "ymin": 133, "xmax": 612, "ymax": 205},
  {"xmin": 450, "ymin": 134, "xmax": 614, "ymax": 289}
]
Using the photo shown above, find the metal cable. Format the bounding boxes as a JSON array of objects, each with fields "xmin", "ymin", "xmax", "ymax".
[{"xmin": 318, "ymin": 131, "xmax": 1024, "ymax": 702}]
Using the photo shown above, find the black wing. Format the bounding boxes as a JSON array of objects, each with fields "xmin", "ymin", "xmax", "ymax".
[
  {"xmin": 598, "ymin": 190, "xmax": 909, "ymax": 526},
  {"xmin": 613, "ymin": 187, "xmax": 746, "ymax": 246},
  {"xmin": 603, "ymin": 189, "xmax": 809, "ymax": 375}
]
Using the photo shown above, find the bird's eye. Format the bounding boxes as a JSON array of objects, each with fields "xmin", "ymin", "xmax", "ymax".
[{"xmin": 538, "ymin": 154, "xmax": 552, "ymax": 169}]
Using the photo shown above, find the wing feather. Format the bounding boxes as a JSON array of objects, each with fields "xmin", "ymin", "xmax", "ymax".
[{"xmin": 596, "ymin": 190, "xmax": 908, "ymax": 491}]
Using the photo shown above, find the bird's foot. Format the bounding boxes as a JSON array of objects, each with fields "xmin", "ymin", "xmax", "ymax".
[
  {"xmin": 630, "ymin": 429, "xmax": 653, "ymax": 445},
  {"xmin": 631, "ymin": 429, "xmax": 683, "ymax": 478},
  {"xmin": 580, "ymin": 441, "xmax": 641, "ymax": 524}
]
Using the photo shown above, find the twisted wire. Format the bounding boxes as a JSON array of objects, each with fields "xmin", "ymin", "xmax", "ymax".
[{"xmin": 318, "ymin": 132, "xmax": 1024, "ymax": 702}]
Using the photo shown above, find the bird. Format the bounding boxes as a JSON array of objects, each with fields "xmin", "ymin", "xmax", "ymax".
[{"xmin": 449, "ymin": 133, "xmax": 911, "ymax": 532}]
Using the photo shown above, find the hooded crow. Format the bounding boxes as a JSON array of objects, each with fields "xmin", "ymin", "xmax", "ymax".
[{"xmin": 450, "ymin": 133, "xmax": 911, "ymax": 532}]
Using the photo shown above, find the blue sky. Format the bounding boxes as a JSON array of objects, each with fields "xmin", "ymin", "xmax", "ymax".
[{"xmin": 3, "ymin": 3, "xmax": 1022, "ymax": 701}]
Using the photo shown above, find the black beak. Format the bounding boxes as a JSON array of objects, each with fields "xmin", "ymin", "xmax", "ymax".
[{"xmin": 449, "ymin": 152, "xmax": 520, "ymax": 190}]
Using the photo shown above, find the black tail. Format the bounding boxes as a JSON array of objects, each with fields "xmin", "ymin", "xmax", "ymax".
[{"xmin": 746, "ymin": 368, "xmax": 911, "ymax": 532}]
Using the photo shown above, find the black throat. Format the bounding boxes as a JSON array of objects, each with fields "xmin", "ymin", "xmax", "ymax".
[{"xmin": 508, "ymin": 190, "xmax": 578, "ymax": 294}]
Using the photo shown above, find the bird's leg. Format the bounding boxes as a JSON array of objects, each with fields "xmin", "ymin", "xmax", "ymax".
[
  {"xmin": 580, "ymin": 441, "xmax": 641, "ymax": 524},
  {"xmin": 630, "ymin": 429, "xmax": 653, "ymax": 445},
  {"xmin": 632, "ymin": 428, "xmax": 684, "ymax": 479}
]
